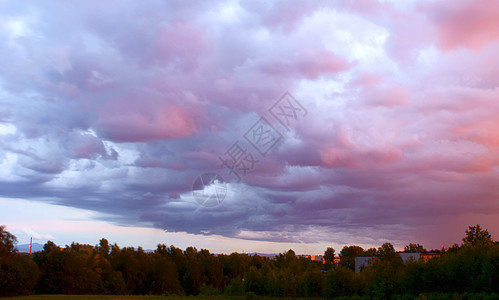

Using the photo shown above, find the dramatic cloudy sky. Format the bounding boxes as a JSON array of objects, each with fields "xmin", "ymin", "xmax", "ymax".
[{"xmin": 1, "ymin": 0, "xmax": 499, "ymax": 253}]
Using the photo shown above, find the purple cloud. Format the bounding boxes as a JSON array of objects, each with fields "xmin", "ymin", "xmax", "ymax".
[{"xmin": 1, "ymin": 0, "xmax": 498, "ymax": 250}]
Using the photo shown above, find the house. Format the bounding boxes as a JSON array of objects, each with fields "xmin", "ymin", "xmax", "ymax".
[
  {"xmin": 298, "ymin": 254, "xmax": 324, "ymax": 263},
  {"xmin": 398, "ymin": 252, "xmax": 420, "ymax": 263},
  {"xmin": 419, "ymin": 252, "xmax": 440, "ymax": 262},
  {"xmin": 310, "ymin": 255, "xmax": 324, "ymax": 263},
  {"xmin": 355, "ymin": 251, "xmax": 441, "ymax": 272},
  {"xmin": 355, "ymin": 256, "xmax": 376, "ymax": 273}
]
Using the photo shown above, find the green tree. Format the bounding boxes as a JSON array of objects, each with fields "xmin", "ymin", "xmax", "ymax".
[
  {"xmin": 34, "ymin": 242, "xmax": 102, "ymax": 294},
  {"xmin": 462, "ymin": 224, "xmax": 493, "ymax": 247},
  {"xmin": 364, "ymin": 247, "xmax": 377, "ymax": 256},
  {"xmin": 0, "ymin": 225, "xmax": 17, "ymax": 255},
  {"xmin": 324, "ymin": 247, "xmax": 335, "ymax": 266},
  {"xmin": 366, "ymin": 243, "xmax": 404, "ymax": 298},
  {"xmin": 300, "ymin": 264, "xmax": 323, "ymax": 297},
  {"xmin": 96, "ymin": 238, "xmax": 110, "ymax": 257},
  {"xmin": 219, "ymin": 252, "xmax": 251, "ymax": 281},
  {"xmin": 339, "ymin": 245, "xmax": 364, "ymax": 270},
  {"xmin": 182, "ymin": 246, "xmax": 202, "ymax": 295},
  {"xmin": 274, "ymin": 249, "xmax": 298, "ymax": 270},
  {"xmin": 377, "ymin": 242, "xmax": 399, "ymax": 261},
  {"xmin": 323, "ymin": 265, "xmax": 354, "ymax": 298},
  {"xmin": 0, "ymin": 226, "xmax": 40, "ymax": 296},
  {"xmin": 0, "ymin": 254, "xmax": 41, "ymax": 296},
  {"xmin": 245, "ymin": 265, "xmax": 265, "ymax": 295},
  {"xmin": 151, "ymin": 255, "xmax": 182, "ymax": 294},
  {"xmin": 398, "ymin": 259, "xmax": 436, "ymax": 295},
  {"xmin": 403, "ymin": 243, "xmax": 426, "ymax": 253},
  {"xmin": 113, "ymin": 246, "xmax": 151, "ymax": 294}
]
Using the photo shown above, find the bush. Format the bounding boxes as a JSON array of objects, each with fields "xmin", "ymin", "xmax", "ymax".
[
  {"xmin": 199, "ymin": 284, "xmax": 220, "ymax": 295},
  {"xmin": 324, "ymin": 266, "xmax": 355, "ymax": 298}
]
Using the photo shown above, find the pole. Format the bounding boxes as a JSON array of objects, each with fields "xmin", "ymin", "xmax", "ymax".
[{"xmin": 30, "ymin": 237, "xmax": 32, "ymax": 256}]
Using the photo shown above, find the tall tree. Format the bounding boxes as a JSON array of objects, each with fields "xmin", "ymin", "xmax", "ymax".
[
  {"xmin": 364, "ymin": 248, "xmax": 377, "ymax": 256},
  {"xmin": 323, "ymin": 266, "xmax": 354, "ymax": 298},
  {"xmin": 0, "ymin": 225, "xmax": 17, "ymax": 255},
  {"xmin": 300, "ymin": 264, "xmax": 323, "ymax": 297},
  {"xmin": 0, "ymin": 226, "xmax": 40, "ymax": 296},
  {"xmin": 462, "ymin": 224, "xmax": 493, "ymax": 246},
  {"xmin": 96, "ymin": 238, "xmax": 110, "ymax": 257},
  {"xmin": 403, "ymin": 243, "xmax": 426, "ymax": 253},
  {"xmin": 377, "ymin": 243, "xmax": 399, "ymax": 261},
  {"xmin": 339, "ymin": 246, "xmax": 364, "ymax": 271},
  {"xmin": 324, "ymin": 247, "xmax": 336, "ymax": 265}
]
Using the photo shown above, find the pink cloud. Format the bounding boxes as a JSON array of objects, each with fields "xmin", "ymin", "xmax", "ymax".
[
  {"xmin": 144, "ymin": 21, "xmax": 207, "ymax": 70},
  {"xmin": 340, "ymin": 0, "xmax": 392, "ymax": 18},
  {"xmin": 261, "ymin": 48, "xmax": 352, "ymax": 80},
  {"xmin": 368, "ymin": 84, "xmax": 409, "ymax": 107},
  {"xmin": 4, "ymin": 0, "xmax": 499, "ymax": 249},
  {"xmin": 350, "ymin": 72, "xmax": 410, "ymax": 107},
  {"xmin": 349, "ymin": 72, "xmax": 411, "ymax": 108},
  {"xmin": 350, "ymin": 72, "xmax": 384, "ymax": 87},
  {"xmin": 320, "ymin": 147, "xmax": 360, "ymax": 168},
  {"xmin": 416, "ymin": 87, "xmax": 499, "ymax": 149},
  {"xmin": 320, "ymin": 145, "xmax": 403, "ymax": 169},
  {"xmin": 423, "ymin": 0, "xmax": 499, "ymax": 51},
  {"xmin": 454, "ymin": 119, "xmax": 499, "ymax": 149},
  {"xmin": 385, "ymin": 10, "xmax": 435, "ymax": 64},
  {"xmin": 317, "ymin": 127, "xmax": 404, "ymax": 170},
  {"xmin": 243, "ymin": 0, "xmax": 327, "ymax": 33},
  {"xmin": 96, "ymin": 104, "xmax": 197, "ymax": 142}
]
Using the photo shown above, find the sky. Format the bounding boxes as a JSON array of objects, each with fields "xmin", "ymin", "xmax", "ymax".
[{"xmin": 1, "ymin": 0, "xmax": 499, "ymax": 254}]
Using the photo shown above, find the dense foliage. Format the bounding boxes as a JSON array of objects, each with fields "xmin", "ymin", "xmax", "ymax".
[
  {"xmin": 0, "ymin": 226, "xmax": 40, "ymax": 297},
  {"xmin": 0, "ymin": 224, "xmax": 498, "ymax": 298}
]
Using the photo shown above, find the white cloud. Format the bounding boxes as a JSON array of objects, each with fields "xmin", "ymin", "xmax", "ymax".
[
  {"xmin": 0, "ymin": 123, "xmax": 16, "ymax": 135},
  {"xmin": 22, "ymin": 228, "xmax": 55, "ymax": 240}
]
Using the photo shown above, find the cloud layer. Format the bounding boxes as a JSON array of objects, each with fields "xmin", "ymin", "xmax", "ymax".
[{"xmin": 1, "ymin": 0, "xmax": 499, "ymax": 248}]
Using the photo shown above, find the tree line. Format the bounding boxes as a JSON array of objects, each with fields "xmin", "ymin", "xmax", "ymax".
[{"xmin": 1, "ymin": 224, "xmax": 498, "ymax": 298}]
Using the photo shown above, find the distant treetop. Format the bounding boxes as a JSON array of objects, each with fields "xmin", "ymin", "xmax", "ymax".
[{"xmin": 462, "ymin": 224, "xmax": 493, "ymax": 247}]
